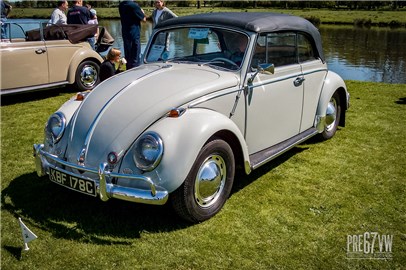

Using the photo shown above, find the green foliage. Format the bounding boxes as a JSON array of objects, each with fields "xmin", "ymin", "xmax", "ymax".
[
  {"xmin": 1, "ymin": 81, "xmax": 405, "ymax": 269},
  {"xmin": 8, "ymin": 7, "xmax": 406, "ymax": 27},
  {"xmin": 354, "ymin": 18, "xmax": 372, "ymax": 27}
]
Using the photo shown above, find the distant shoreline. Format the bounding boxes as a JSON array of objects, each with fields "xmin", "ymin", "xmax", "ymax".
[{"xmin": 8, "ymin": 7, "xmax": 406, "ymax": 28}]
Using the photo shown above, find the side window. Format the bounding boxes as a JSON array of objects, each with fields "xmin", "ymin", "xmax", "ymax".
[
  {"xmin": 252, "ymin": 32, "xmax": 297, "ymax": 68},
  {"xmin": 298, "ymin": 34, "xmax": 318, "ymax": 62}
]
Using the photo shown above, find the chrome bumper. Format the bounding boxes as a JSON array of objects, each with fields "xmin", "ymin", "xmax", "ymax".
[{"xmin": 33, "ymin": 144, "xmax": 168, "ymax": 205}]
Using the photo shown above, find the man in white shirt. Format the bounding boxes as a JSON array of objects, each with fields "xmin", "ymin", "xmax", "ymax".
[{"xmin": 48, "ymin": 0, "xmax": 68, "ymax": 25}]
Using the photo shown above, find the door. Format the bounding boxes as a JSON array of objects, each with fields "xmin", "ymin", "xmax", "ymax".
[
  {"xmin": 1, "ymin": 23, "xmax": 49, "ymax": 91},
  {"xmin": 245, "ymin": 32, "xmax": 304, "ymax": 154},
  {"xmin": 297, "ymin": 33, "xmax": 328, "ymax": 132}
]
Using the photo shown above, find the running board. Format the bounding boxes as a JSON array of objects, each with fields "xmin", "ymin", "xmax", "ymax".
[
  {"xmin": 250, "ymin": 128, "xmax": 318, "ymax": 170},
  {"xmin": 1, "ymin": 81, "xmax": 69, "ymax": 95}
]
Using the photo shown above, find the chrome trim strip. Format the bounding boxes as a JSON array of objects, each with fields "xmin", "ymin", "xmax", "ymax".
[
  {"xmin": 33, "ymin": 144, "xmax": 168, "ymax": 205},
  {"xmin": 249, "ymin": 68, "xmax": 327, "ymax": 88},
  {"xmin": 77, "ymin": 82, "xmax": 133, "ymax": 164},
  {"xmin": 188, "ymin": 87, "xmax": 242, "ymax": 109},
  {"xmin": 75, "ymin": 67, "xmax": 166, "ymax": 164},
  {"xmin": 1, "ymin": 81, "xmax": 69, "ymax": 95},
  {"xmin": 302, "ymin": 68, "xmax": 328, "ymax": 76},
  {"xmin": 250, "ymin": 72, "xmax": 302, "ymax": 88}
]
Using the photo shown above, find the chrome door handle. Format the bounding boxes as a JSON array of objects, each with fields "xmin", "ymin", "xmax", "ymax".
[
  {"xmin": 294, "ymin": 76, "xmax": 305, "ymax": 87},
  {"xmin": 35, "ymin": 48, "xmax": 46, "ymax": 54}
]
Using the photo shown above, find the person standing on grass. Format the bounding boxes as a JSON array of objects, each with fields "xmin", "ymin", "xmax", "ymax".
[
  {"xmin": 48, "ymin": 0, "xmax": 68, "ymax": 26},
  {"xmin": 151, "ymin": 0, "xmax": 177, "ymax": 28},
  {"xmin": 1, "ymin": 0, "xmax": 12, "ymax": 40},
  {"xmin": 67, "ymin": 0, "xmax": 94, "ymax": 49},
  {"xmin": 87, "ymin": 8, "xmax": 99, "ymax": 50},
  {"xmin": 119, "ymin": 0, "xmax": 146, "ymax": 70},
  {"xmin": 67, "ymin": 0, "xmax": 90, "ymax": 25}
]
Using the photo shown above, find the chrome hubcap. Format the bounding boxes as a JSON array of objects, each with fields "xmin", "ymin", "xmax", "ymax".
[
  {"xmin": 325, "ymin": 98, "xmax": 337, "ymax": 132},
  {"xmin": 80, "ymin": 65, "xmax": 97, "ymax": 87},
  {"xmin": 194, "ymin": 154, "xmax": 226, "ymax": 208}
]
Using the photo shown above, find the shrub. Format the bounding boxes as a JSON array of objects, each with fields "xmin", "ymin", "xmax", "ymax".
[
  {"xmin": 354, "ymin": 18, "xmax": 372, "ymax": 26},
  {"xmin": 305, "ymin": 16, "xmax": 321, "ymax": 26}
]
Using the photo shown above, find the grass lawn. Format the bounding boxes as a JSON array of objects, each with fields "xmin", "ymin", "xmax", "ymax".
[{"xmin": 1, "ymin": 81, "xmax": 405, "ymax": 269}]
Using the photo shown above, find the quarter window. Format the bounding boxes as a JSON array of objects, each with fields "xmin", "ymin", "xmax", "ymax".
[{"xmin": 298, "ymin": 34, "xmax": 317, "ymax": 62}]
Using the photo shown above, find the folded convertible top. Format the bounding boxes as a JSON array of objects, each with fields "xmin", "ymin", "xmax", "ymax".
[{"xmin": 26, "ymin": 24, "xmax": 98, "ymax": 43}]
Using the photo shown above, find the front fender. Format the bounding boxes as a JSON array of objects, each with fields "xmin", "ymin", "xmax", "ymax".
[
  {"xmin": 146, "ymin": 108, "xmax": 249, "ymax": 193},
  {"xmin": 67, "ymin": 47, "xmax": 103, "ymax": 83}
]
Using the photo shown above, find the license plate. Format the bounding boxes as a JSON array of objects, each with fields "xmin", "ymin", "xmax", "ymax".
[{"xmin": 49, "ymin": 168, "xmax": 96, "ymax": 197}]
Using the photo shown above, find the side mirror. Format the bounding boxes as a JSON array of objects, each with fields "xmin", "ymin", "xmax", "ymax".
[
  {"xmin": 248, "ymin": 63, "xmax": 274, "ymax": 84},
  {"xmin": 260, "ymin": 63, "xmax": 275, "ymax": 75}
]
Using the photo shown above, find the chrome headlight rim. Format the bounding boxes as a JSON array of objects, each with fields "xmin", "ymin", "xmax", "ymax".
[
  {"xmin": 46, "ymin": 112, "xmax": 66, "ymax": 144},
  {"xmin": 133, "ymin": 132, "xmax": 164, "ymax": 172}
]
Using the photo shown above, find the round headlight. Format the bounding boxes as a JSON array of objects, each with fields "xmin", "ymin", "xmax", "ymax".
[
  {"xmin": 133, "ymin": 132, "xmax": 163, "ymax": 172},
  {"xmin": 46, "ymin": 112, "xmax": 66, "ymax": 144}
]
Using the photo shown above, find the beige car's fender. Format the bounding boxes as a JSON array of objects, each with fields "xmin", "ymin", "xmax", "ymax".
[
  {"xmin": 144, "ymin": 108, "xmax": 250, "ymax": 193},
  {"xmin": 67, "ymin": 47, "xmax": 103, "ymax": 84}
]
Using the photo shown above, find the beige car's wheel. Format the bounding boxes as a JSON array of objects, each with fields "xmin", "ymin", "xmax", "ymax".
[{"xmin": 74, "ymin": 60, "xmax": 100, "ymax": 91}]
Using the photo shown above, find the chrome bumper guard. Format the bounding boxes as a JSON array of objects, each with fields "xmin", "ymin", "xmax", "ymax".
[{"xmin": 33, "ymin": 144, "xmax": 168, "ymax": 205}]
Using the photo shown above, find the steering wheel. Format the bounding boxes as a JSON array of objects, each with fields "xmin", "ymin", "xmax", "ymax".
[{"xmin": 209, "ymin": 57, "xmax": 239, "ymax": 68}]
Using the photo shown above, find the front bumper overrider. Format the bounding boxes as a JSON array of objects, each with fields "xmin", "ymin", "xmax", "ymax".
[{"xmin": 33, "ymin": 144, "xmax": 168, "ymax": 205}]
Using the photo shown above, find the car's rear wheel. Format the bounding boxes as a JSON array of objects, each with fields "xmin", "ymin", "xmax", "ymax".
[
  {"xmin": 171, "ymin": 138, "xmax": 235, "ymax": 223},
  {"xmin": 319, "ymin": 91, "xmax": 341, "ymax": 140},
  {"xmin": 74, "ymin": 60, "xmax": 100, "ymax": 91}
]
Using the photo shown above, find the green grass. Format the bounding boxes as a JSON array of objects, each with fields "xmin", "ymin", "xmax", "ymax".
[
  {"xmin": 1, "ymin": 81, "xmax": 406, "ymax": 269},
  {"xmin": 8, "ymin": 7, "xmax": 406, "ymax": 27}
]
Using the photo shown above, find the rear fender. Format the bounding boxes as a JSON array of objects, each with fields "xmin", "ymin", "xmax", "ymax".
[{"xmin": 316, "ymin": 71, "xmax": 348, "ymax": 128}]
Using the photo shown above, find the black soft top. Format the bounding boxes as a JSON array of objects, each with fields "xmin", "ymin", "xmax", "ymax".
[{"xmin": 156, "ymin": 12, "xmax": 324, "ymax": 61}]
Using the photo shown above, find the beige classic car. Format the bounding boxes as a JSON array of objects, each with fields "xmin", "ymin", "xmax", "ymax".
[
  {"xmin": 1, "ymin": 20, "xmax": 106, "ymax": 95},
  {"xmin": 34, "ymin": 13, "xmax": 349, "ymax": 223}
]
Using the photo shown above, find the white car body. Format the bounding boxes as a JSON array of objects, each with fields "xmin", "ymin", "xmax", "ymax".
[{"xmin": 34, "ymin": 13, "xmax": 349, "ymax": 222}]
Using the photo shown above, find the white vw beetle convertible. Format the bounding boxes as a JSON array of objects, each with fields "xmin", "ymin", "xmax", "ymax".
[{"xmin": 34, "ymin": 13, "xmax": 349, "ymax": 222}]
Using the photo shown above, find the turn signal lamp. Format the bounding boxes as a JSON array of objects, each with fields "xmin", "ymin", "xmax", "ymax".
[
  {"xmin": 75, "ymin": 90, "xmax": 91, "ymax": 101},
  {"xmin": 167, "ymin": 108, "xmax": 186, "ymax": 118}
]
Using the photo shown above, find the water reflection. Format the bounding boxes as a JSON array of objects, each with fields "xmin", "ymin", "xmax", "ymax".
[
  {"xmin": 320, "ymin": 25, "xmax": 406, "ymax": 84},
  {"xmin": 100, "ymin": 19, "xmax": 153, "ymax": 57},
  {"xmin": 102, "ymin": 19, "xmax": 406, "ymax": 84}
]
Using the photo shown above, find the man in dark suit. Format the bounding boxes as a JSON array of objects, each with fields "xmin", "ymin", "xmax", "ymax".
[{"xmin": 119, "ymin": 1, "xmax": 146, "ymax": 69}]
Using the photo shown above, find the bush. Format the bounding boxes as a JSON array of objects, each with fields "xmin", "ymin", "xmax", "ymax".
[
  {"xmin": 305, "ymin": 16, "xmax": 321, "ymax": 26},
  {"xmin": 389, "ymin": 20, "xmax": 402, "ymax": 28},
  {"xmin": 354, "ymin": 18, "xmax": 372, "ymax": 26}
]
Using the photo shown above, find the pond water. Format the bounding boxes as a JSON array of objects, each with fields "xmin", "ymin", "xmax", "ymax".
[
  {"xmin": 102, "ymin": 19, "xmax": 406, "ymax": 84},
  {"xmin": 320, "ymin": 25, "xmax": 406, "ymax": 84},
  {"xmin": 8, "ymin": 19, "xmax": 406, "ymax": 84}
]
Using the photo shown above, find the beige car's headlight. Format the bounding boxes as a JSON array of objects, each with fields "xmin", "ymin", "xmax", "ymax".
[
  {"xmin": 45, "ymin": 112, "xmax": 66, "ymax": 144},
  {"xmin": 133, "ymin": 132, "xmax": 164, "ymax": 172}
]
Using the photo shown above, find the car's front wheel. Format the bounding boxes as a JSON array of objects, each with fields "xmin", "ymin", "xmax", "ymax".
[
  {"xmin": 74, "ymin": 60, "xmax": 100, "ymax": 91},
  {"xmin": 171, "ymin": 138, "xmax": 235, "ymax": 223},
  {"xmin": 319, "ymin": 91, "xmax": 341, "ymax": 140}
]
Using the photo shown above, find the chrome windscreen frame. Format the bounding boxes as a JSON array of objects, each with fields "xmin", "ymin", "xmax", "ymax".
[{"xmin": 33, "ymin": 144, "xmax": 169, "ymax": 205}]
